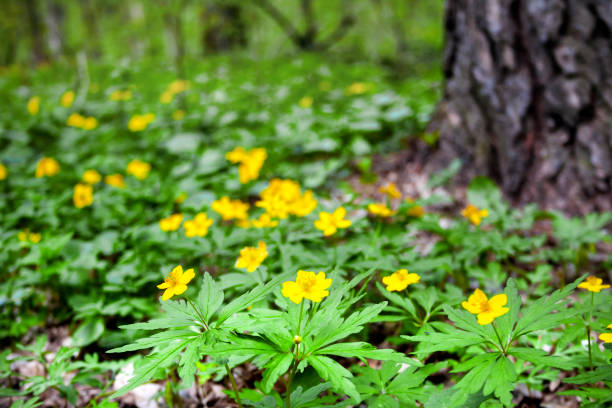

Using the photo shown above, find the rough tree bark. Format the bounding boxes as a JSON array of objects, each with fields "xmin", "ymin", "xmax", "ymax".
[{"xmin": 431, "ymin": 0, "xmax": 612, "ymax": 213}]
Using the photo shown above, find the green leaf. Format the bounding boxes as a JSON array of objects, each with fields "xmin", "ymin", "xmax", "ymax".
[
  {"xmin": 306, "ymin": 355, "xmax": 360, "ymax": 402},
  {"xmin": 508, "ymin": 347, "xmax": 574, "ymax": 370},
  {"xmin": 316, "ymin": 342, "xmax": 417, "ymax": 365},
  {"xmin": 108, "ymin": 329, "xmax": 200, "ymax": 353},
  {"xmin": 197, "ymin": 273, "xmax": 224, "ymax": 323},
  {"xmin": 110, "ymin": 338, "xmax": 193, "ymax": 398},
  {"xmin": 443, "ymin": 305, "xmax": 496, "ymax": 344},
  {"xmin": 72, "ymin": 318, "xmax": 105, "ymax": 347},
  {"xmin": 261, "ymin": 353, "xmax": 293, "ymax": 393},
  {"xmin": 178, "ymin": 338, "xmax": 201, "ymax": 387},
  {"xmin": 216, "ymin": 274, "xmax": 287, "ymax": 327}
]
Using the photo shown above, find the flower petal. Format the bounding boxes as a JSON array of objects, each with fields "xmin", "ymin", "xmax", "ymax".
[{"xmin": 179, "ymin": 268, "xmax": 195, "ymax": 284}]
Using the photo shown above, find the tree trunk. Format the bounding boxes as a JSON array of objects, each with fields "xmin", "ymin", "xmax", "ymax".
[{"xmin": 432, "ymin": 0, "xmax": 612, "ymax": 213}]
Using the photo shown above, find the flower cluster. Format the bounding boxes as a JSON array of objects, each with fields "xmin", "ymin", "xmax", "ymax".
[
  {"xmin": 35, "ymin": 157, "xmax": 60, "ymax": 178},
  {"xmin": 212, "ymin": 196, "xmax": 250, "ymax": 221},
  {"xmin": 382, "ymin": 269, "xmax": 420, "ymax": 292},
  {"xmin": 235, "ymin": 241, "xmax": 268, "ymax": 272},
  {"xmin": 184, "ymin": 213, "xmax": 214, "ymax": 237},
  {"xmin": 256, "ymin": 179, "xmax": 317, "ymax": 219},
  {"xmin": 462, "ymin": 289, "xmax": 509, "ymax": 325},
  {"xmin": 461, "ymin": 204, "xmax": 488, "ymax": 226},
  {"xmin": 226, "ymin": 147, "xmax": 267, "ymax": 184},
  {"xmin": 18, "ymin": 229, "xmax": 41, "ymax": 243},
  {"xmin": 126, "ymin": 159, "xmax": 151, "ymax": 180},
  {"xmin": 67, "ymin": 113, "xmax": 98, "ymax": 130},
  {"xmin": 282, "ymin": 270, "xmax": 332, "ymax": 304},
  {"xmin": 314, "ymin": 207, "xmax": 351, "ymax": 236},
  {"xmin": 128, "ymin": 113, "xmax": 155, "ymax": 132}
]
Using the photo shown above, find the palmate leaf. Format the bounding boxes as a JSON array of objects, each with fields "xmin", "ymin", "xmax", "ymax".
[
  {"xmin": 512, "ymin": 276, "xmax": 584, "ymax": 339},
  {"xmin": 178, "ymin": 339, "xmax": 202, "ymax": 387},
  {"xmin": 402, "ymin": 325, "xmax": 486, "ymax": 355},
  {"xmin": 108, "ymin": 329, "xmax": 200, "ymax": 353},
  {"xmin": 110, "ymin": 337, "xmax": 195, "ymax": 398},
  {"xmin": 563, "ymin": 365, "xmax": 612, "ymax": 384},
  {"xmin": 508, "ymin": 347, "xmax": 574, "ymax": 370},
  {"xmin": 316, "ymin": 342, "xmax": 418, "ymax": 366},
  {"xmin": 289, "ymin": 383, "xmax": 333, "ymax": 408},
  {"xmin": 443, "ymin": 305, "xmax": 497, "ymax": 344},
  {"xmin": 306, "ymin": 355, "xmax": 360, "ymax": 402},
  {"xmin": 197, "ymin": 272, "xmax": 224, "ymax": 323},
  {"xmin": 260, "ymin": 353, "xmax": 293, "ymax": 393},
  {"xmin": 118, "ymin": 300, "xmax": 198, "ymax": 331}
]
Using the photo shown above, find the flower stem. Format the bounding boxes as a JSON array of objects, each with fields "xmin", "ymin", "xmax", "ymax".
[
  {"xmin": 225, "ymin": 363, "xmax": 243, "ymax": 408},
  {"xmin": 286, "ymin": 301, "xmax": 306, "ymax": 408},
  {"xmin": 186, "ymin": 296, "xmax": 209, "ymax": 330},
  {"xmin": 586, "ymin": 292, "xmax": 594, "ymax": 371}
]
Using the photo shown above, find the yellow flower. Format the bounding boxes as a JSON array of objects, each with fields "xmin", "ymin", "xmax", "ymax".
[
  {"xmin": 172, "ymin": 109, "xmax": 186, "ymax": 120},
  {"xmin": 110, "ymin": 90, "xmax": 132, "ymax": 101},
  {"xmin": 382, "ymin": 270, "xmax": 420, "ymax": 292},
  {"xmin": 319, "ymin": 80, "xmax": 331, "ymax": 91},
  {"xmin": 0, "ymin": 163, "xmax": 7, "ymax": 180},
  {"xmin": 256, "ymin": 179, "xmax": 316, "ymax": 218},
  {"xmin": 345, "ymin": 82, "xmax": 372, "ymax": 96},
  {"xmin": 379, "ymin": 183, "xmax": 401, "ymax": 199},
  {"xmin": 105, "ymin": 174, "xmax": 125, "ymax": 188},
  {"xmin": 184, "ymin": 213, "xmax": 214, "ymax": 237},
  {"xmin": 27, "ymin": 96, "xmax": 40, "ymax": 115},
  {"xmin": 81, "ymin": 116, "xmax": 98, "ymax": 130},
  {"xmin": 160, "ymin": 213, "xmax": 184, "ymax": 232},
  {"xmin": 368, "ymin": 203, "xmax": 395, "ymax": 217},
  {"xmin": 599, "ymin": 324, "xmax": 612, "ymax": 343},
  {"xmin": 578, "ymin": 276, "xmax": 610, "ymax": 293},
  {"xmin": 226, "ymin": 147, "xmax": 248, "ymax": 163},
  {"xmin": 157, "ymin": 265, "xmax": 195, "ymax": 301},
  {"xmin": 252, "ymin": 213, "xmax": 279, "ymax": 228},
  {"xmin": 60, "ymin": 91, "xmax": 75, "ymax": 107},
  {"xmin": 211, "ymin": 196, "xmax": 249, "ymax": 221},
  {"xmin": 461, "ymin": 204, "xmax": 489, "ymax": 226},
  {"xmin": 18, "ymin": 229, "xmax": 41, "ymax": 243},
  {"xmin": 160, "ymin": 91, "xmax": 174, "ymax": 104},
  {"xmin": 73, "ymin": 183, "xmax": 93, "ymax": 208},
  {"xmin": 35, "ymin": 157, "xmax": 60, "ymax": 178},
  {"xmin": 128, "ymin": 113, "xmax": 155, "ymax": 132},
  {"xmin": 126, "ymin": 159, "xmax": 151, "ymax": 180},
  {"xmin": 293, "ymin": 335, "xmax": 302, "ymax": 344},
  {"xmin": 235, "ymin": 241, "xmax": 268, "ymax": 272},
  {"xmin": 282, "ymin": 270, "xmax": 332, "ymax": 304},
  {"xmin": 462, "ymin": 289, "xmax": 509, "ymax": 325},
  {"xmin": 174, "ymin": 192, "xmax": 188, "ymax": 204},
  {"xmin": 314, "ymin": 207, "xmax": 351, "ymax": 236},
  {"xmin": 168, "ymin": 79, "xmax": 190, "ymax": 94},
  {"xmin": 82, "ymin": 169, "xmax": 101, "ymax": 184},
  {"xmin": 298, "ymin": 96, "xmax": 313, "ymax": 108},
  {"xmin": 67, "ymin": 113, "xmax": 85, "ymax": 127},
  {"xmin": 236, "ymin": 218, "xmax": 251, "ymax": 228},
  {"xmin": 406, "ymin": 200, "xmax": 425, "ymax": 218}
]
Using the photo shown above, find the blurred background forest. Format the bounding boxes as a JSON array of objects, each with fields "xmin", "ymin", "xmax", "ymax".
[{"xmin": 0, "ymin": 0, "xmax": 444, "ymax": 76}]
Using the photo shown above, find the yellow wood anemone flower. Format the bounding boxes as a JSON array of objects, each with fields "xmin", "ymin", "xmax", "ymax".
[
  {"xmin": 73, "ymin": 183, "xmax": 93, "ymax": 208},
  {"xmin": 462, "ymin": 289, "xmax": 509, "ymax": 325},
  {"xmin": 298, "ymin": 96, "xmax": 313, "ymax": 108},
  {"xmin": 211, "ymin": 196, "xmax": 250, "ymax": 221},
  {"xmin": 126, "ymin": 159, "xmax": 151, "ymax": 180},
  {"xmin": 27, "ymin": 96, "xmax": 40, "ymax": 115},
  {"xmin": 577, "ymin": 276, "xmax": 610, "ymax": 293},
  {"xmin": 157, "ymin": 265, "xmax": 195, "ymax": 301},
  {"xmin": 282, "ymin": 270, "xmax": 332, "ymax": 304},
  {"xmin": 382, "ymin": 269, "xmax": 420, "ymax": 292},
  {"xmin": 251, "ymin": 213, "xmax": 278, "ymax": 228},
  {"xmin": 184, "ymin": 213, "xmax": 213, "ymax": 237},
  {"xmin": 160, "ymin": 213, "xmax": 184, "ymax": 232},
  {"xmin": 599, "ymin": 324, "xmax": 612, "ymax": 343},
  {"xmin": 235, "ymin": 241, "xmax": 268, "ymax": 272},
  {"xmin": 461, "ymin": 204, "xmax": 488, "ymax": 226},
  {"xmin": 368, "ymin": 203, "xmax": 396, "ymax": 217},
  {"xmin": 0, "ymin": 163, "xmax": 7, "ymax": 180},
  {"xmin": 379, "ymin": 182, "xmax": 401, "ymax": 199},
  {"xmin": 105, "ymin": 174, "xmax": 125, "ymax": 188},
  {"xmin": 60, "ymin": 90, "xmax": 75, "ymax": 108},
  {"xmin": 35, "ymin": 157, "xmax": 60, "ymax": 178},
  {"xmin": 82, "ymin": 169, "xmax": 101, "ymax": 184},
  {"xmin": 314, "ymin": 207, "xmax": 351, "ymax": 236}
]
